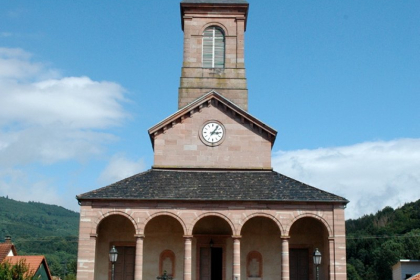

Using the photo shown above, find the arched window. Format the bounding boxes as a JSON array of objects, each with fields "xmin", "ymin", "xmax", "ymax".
[{"xmin": 202, "ymin": 26, "xmax": 225, "ymax": 68}]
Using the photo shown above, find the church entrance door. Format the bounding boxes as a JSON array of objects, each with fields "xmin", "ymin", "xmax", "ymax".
[
  {"xmin": 289, "ymin": 248, "xmax": 309, "ymax": 280},
  {"xmin": 114, "ymin": 246, "xmax": 135, "ymax": 280},
  {"xmin": 200, "ymin": 247, "xmax": 223, "ymax": 280}
]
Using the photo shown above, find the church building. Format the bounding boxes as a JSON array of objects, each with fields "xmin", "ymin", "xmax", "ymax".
[{"xmin": 76, "ymin": 1, "xmax": 348, "ymax": 280}]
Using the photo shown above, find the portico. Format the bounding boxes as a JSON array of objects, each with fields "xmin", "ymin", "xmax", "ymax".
[{"xmin": 78, "ymin": 198, "xmax": 345, "ymax": 280}]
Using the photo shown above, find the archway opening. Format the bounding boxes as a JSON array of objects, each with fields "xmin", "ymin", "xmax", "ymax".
[
  {"xmin": 95, "ymin": 214, "xmax": 136, "ymax": 280},
  {"xmin": 240, "ymin": 216, "xmax": 282, "ymax": 279},
  {"xmin": 193, "ymin": 216, "xmax": 233, "ymax": 280},
  {"xmin": 289, "ymin": 217, "xmax": 329, "ymax": 280},
  {"xmin": 143, "ymin": 215, "xmax": 184, "ymax": 280}
]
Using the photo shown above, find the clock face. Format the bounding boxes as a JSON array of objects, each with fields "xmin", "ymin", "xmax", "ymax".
[{"xmin": 202, "ymin": 122, "xmax": 224, "ymax": 144}]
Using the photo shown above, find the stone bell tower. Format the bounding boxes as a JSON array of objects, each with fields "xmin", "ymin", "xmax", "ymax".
[{"xmin": 178, "ymin": 0, "xmax": 249, "ymax": 110}]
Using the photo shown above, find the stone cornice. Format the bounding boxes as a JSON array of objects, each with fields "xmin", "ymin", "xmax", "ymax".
[{"xmin": 180, "ymin": 1, "xmax": 249, "ymax": 31}]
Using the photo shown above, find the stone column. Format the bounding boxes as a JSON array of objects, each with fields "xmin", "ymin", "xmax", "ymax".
[
  {"xmin": 329, "ymin": 237, "xmax": 335, "ymax": 280},
  {"xmin": 281, "ymin": 236, "xmax": 290, "ymax": 280},
  {"xmin": 184, "ymin": 235, "xmax": 193, "ymax": 280},
  {"xmin": 232, "ymin": 236, "xmax": 241, "ymax": 280},
  {"xmin": 76, "ymin": 233, "xmax": 97, "ymax": 280},
  {"xmin": 134, "ymin": 234, "xmax": 145, "ymax": 280}
]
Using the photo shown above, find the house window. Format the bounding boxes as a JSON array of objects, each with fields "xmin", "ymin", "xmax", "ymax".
[{"xmin": 203, "ymin": 26, "xmax": 225, "ymax": 68}]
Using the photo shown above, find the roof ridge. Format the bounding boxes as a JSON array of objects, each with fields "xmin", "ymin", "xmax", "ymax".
[{"xmin": 152, "ymin": 168, "xmax": 273, "ymax": 173}]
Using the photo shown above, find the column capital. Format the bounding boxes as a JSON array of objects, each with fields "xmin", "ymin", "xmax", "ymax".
[
  {"xmin": 90, "ymin": 233, "xmax": 98, "ymax": 239},
  {"xmin": 135, "ymin": 234, "xmax": 145, "ymax": 239},
  {"xmin": 183, "ymin": 235, "xmax": 193, "ymax": 239},
  {"xmin": 232, "ymin": 235, "xmax": 242, "ymax": 239},
  {"xmin": 328, "ymin": 236, "xmax": 335, "ymax": 241},
  {"xmin": 281, "ymin": 235, "xmax": 290, "ymax": 239}
]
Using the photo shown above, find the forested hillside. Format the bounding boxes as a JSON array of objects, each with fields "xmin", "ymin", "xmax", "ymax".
[
  {"xmin": 0, "ymin": 196, "xmax": 79, "ymax": 278},
  {"xmin": 346, "ymin": 198, "xmax": 420, "ymax": 280}
]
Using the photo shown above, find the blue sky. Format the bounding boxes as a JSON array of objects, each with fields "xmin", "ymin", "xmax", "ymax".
[{"xmin": 0, "ymin": 1, "xmax": 419, "ymax": 219}]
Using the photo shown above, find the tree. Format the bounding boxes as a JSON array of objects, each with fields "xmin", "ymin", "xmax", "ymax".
[
  {"xmin": 346, "ymin": 199, "xmax": 420, "ymax": 279},
  {"xmin": 373, "ymin": 239, "xmax": 405, "ymax": 280},
  {"xmin": 348, "ymin": 258, "xmax": 365, "ymax": 279},
  {"xmin": 403, "ymin": 229, "xmax": 420, "ymax": 259},
  {"xmin": 66, "ymin": 259, "xmax": 77, "ymax": 275},
  {"xmin": 347, "ymin": 263, "xmax": 363, "ymax": 280},
  {"xmin": 0, "ymin": 259, "xmax": 39, "ymax": 280}
]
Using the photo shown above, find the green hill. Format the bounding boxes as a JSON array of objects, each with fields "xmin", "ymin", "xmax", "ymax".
[
  {"xmin": 346, "ymin": 198, "xmax": 420, "ymax": 280},
  {"xmin": 0, "ymin": 196, "xmax": 79, "ymax": 278}
]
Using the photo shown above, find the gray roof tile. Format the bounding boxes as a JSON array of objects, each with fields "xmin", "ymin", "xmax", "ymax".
[{"xmin": 77, "ymin": 169, "xmax": 348, "ymax": 204}]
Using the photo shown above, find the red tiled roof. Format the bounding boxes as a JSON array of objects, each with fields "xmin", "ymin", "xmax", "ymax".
[
  {"xmin": 4, "ymin": 256, "xmax": 52, "ymax": 279},
  {"xmin": 408, "ymin": 273, "xmax": 420, "ymax": 280},
  {"xmin": 0, "ymin": 243, "xmax": 17, "ymax": 262}
]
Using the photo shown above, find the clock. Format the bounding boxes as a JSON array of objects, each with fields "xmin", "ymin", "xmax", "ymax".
[{"xmin": 201, "ymin": 121, "xmax": 225, "ymax": 145}]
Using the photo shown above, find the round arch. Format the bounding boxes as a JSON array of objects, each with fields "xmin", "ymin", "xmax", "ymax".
[
  {"xmin": 238, "ymin": 212, "xmax": 284, "ymax": 236},
  {"xmin": 94, "ymin": 211, "xmax": 138, "ymax": 280},
  {"xmin": 198, "ymin": 22, "xmax": 229, "ymax": 36},
  {"xmin": 286, "ymin": 213, "xmax": 332, "ymax": 237},
  {"xmin": 142, "ymin": 211, "xmax": 187, "ymax": 236},
  {"xmin": 190, "ymin": 212, "xmax": 235, "ymax": 235},
  {"xmin": 94, "ymin": 210, "xmax": 138, "ymax": 235}
]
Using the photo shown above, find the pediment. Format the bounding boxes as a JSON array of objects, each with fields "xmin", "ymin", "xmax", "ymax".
[{"xmin": 148, "ymin": 90, "xmax": 277, "ymax": 149}]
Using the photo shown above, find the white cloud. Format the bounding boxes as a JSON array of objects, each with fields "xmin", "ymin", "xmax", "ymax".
[
  {"xmin": 0, "ymin": 48, "xmax": 45, "ymax": 80},
  {"xmin": 0, "ymin": 76, "xmax": 127, "ymax": 129},
  {"xmin": 0, "ymin": 47, "xmax": 130, "ymax": 209},
  {"xmin": 0, "ymin": 47, "xmax": 128, "ymax": 165},
  {"xmin": 0, "ymin": 48, "xmax": 127, "ymax": 129},
  {"xmin": 98, "ymin": 154, "xmax": 147, "ymax": 185},
  {"xmin": 272, "ymin": 138, "xmax": 420, "ymax": 219},
  {"xmin": 0, "ymin": 126, "xmax": 117, "ymax": 166}
]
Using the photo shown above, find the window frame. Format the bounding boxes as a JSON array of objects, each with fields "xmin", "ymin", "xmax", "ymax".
[{"xmin": 202, "ymin": 26, "xmax": 225, "ymax": 68}]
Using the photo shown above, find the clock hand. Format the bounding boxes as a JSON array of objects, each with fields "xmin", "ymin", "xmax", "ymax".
[{"xmin": 210, "ymin": 125, "xmax": 219, "ymax": 135}]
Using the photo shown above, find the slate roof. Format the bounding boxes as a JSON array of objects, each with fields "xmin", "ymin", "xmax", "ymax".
[{"xmin": 77, "ymin": 169, "xmax": 348, "ymax": 204}]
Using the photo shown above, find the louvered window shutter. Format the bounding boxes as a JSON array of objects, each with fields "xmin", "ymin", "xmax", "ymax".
[{"xmin": 202, "ymin": 27, "xmax": 225, "ymax": 68}]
